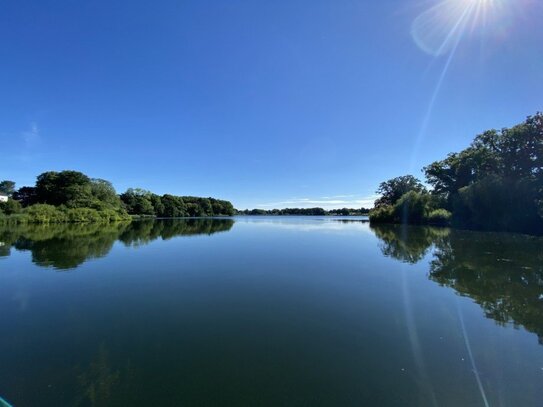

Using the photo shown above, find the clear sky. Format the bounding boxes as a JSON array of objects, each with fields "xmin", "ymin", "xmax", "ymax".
[{"xmin": 1, "ymin": 0, "xmax": 542, "ymax": 209}]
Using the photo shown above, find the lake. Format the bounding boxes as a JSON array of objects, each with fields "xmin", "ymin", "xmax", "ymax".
[{"xmin": 1, "ymin": 217, "xmax": 542, "ymax": 406}]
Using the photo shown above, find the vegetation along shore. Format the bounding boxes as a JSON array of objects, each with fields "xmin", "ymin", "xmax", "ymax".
[
  {"xmin": 369, "ymin": 113, "xmax": 543, "ymax": 235},
  {"xmin": 0, "ymin": 172, "xmax": 234, "ymax": 225},
  {"xmin": 2, "ymin": 113, "xmax": 541, "ymax": 234}
]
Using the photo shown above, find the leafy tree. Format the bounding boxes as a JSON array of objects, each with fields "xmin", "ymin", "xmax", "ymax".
[
  {"xmin": 13, "ymin": 186, "xmax": 37, "ymax": 206},
  {"xmin": 0, "ymin": 180, "xmax": 16, "ymax": 196},
  {"xmin": 160, "ymin": 194, "xmax": 187, "ymax": 217},
  {"xmin": 374, "ymin": 175, "xmax": 426, "ymax": 208},
  {"xmin": 35, "ymin": 171, "xmax": 93, "ymax": 207},
  {"xmin": 0, "ymin": 199, "xmax": 22, "ymax": 215},
  {"xmin": 423, "ymin": 112, "xmax": 543, "ymax": 233},
  {"xmin": 120, "ymin": 189, "xmax": 155, "ymax": 215},
  {"xmin": 90, "ymin": 179, "xmax": 123, "ymax": 209},
  {"xmin": 149, "ymin": 194, "xmax": 165, "ymax": 216}
]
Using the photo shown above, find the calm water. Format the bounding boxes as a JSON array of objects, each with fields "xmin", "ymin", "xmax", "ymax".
[{"xmin": 1, "ymin": 217, "xmax": 542, "ymax": 406}]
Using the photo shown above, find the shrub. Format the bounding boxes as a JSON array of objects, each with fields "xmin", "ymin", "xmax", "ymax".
[
  {"xmin": 0, "ymin": 199, "xmax": 23, "ymax": 215},
  {"xmin": 369, "ymin": 205, "xmax": 395, "ymax": 223},
  {"xmin": 392, "ymin": 191, "xmax": 430, "ymax": 224},
  {"xmin": 426, "ymin": 209, "xmax": 452, "ymax": 226},
  {"xmin": 23, "ymin": 204, "xmax": 67, "ymax": 223},
  {"xmin": 65, "ymin": 208, "xmax": 102, "ymax": 223}
]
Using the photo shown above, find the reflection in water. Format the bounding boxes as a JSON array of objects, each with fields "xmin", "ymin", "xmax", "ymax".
[
  {"xmin": 370, "ymin": 224, "xmax": 450, "ymax": 264},
  {"xmin": 76, "ymin": 345, "xmax": 137, "ymax": 407},
  {"xmin": 371, "ymin": 224, "xmax": 543, "ymax": 344},
  {"xmin": 0, "ymin": 219, "xmax": 234, "ymax": 270}
]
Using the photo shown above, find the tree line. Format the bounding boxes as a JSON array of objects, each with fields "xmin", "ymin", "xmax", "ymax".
[
  {"xmin": 0, "ymin": 170, "xmax": 234, "ymax": 224},
  {"xmin": 369, "ymin": 112, "xmax": 543, "ymax": 235},
  {"xmin": 237, "ymin": 207, "xmax": 370, "ymax": 216},
  {"xmin": 120, "ymin": 188, "xmax": 234, "ymax": 217}
]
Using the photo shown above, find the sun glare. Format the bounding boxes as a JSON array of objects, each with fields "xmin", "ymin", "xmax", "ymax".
[{"xmin": 411, "ymin": 0, "xmax": 506, "ymax": 56}]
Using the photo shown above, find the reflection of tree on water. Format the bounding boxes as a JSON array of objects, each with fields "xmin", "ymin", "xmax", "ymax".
[
  {"xmin": 371, "ymin": 224, "xmax": 543, "ymax": 344},
  {"xmin": 119, "ymin": 218, "xmax": 234, "ymax": 247},
  {"xmin": 430, "ymin": 231, "xmax": 543, "ymax": 344},
  {"xmin": 370, "ymin": 224, "xmax": 450, "ymax": 264},
  {"xmin": 0, "ymin": 223, "xmax": 128, "ymax": 269},
  {"xmin": 0, "ymin": 219, "xmax": 234, "ymax": 270},
  {"xmin": 76, "ymin": 344, "xmax": 137, "ymax": 407}
]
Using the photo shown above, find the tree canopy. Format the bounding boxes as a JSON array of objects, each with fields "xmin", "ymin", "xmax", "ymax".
[
  {"xmin": 371, "ymin": 112, "xmax": 543, "ymax": 234},
  {"xmin": 0, "ymin": 180, "xmax": 16, "ymax": 196},
  {"xmin": 374, "ymin": 175, "xmax": 427, "ymax": 208},
  {"xmin": 2, "ymin": 170, "xmax": 235, "ymax": 224}
]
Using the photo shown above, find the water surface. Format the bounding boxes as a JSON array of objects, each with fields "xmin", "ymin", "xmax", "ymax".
[{"xmin": 1, "ymin": 217, "xmax": 542, "ymax": 406}]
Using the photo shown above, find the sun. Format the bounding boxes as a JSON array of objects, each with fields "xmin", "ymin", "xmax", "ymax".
[{"xmin": 410, "ymin": 0, "xmax": 505, "ymax": 56}]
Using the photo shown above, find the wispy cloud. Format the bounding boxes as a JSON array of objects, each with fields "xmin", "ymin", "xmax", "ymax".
[
  {"xmin": 256, "ymin": 194, "xmax": 378, "ymax": 210},
  {"xmin": 21, "ymin": 122, "xmax": 41, "ymax": 148}
]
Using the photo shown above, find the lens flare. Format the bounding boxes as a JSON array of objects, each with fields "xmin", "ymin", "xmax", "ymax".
[{"xmin": 411, "ymin": 0, "xmax": 505, "ymax": 56}]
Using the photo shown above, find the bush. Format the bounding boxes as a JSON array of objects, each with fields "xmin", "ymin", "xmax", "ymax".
[
  {"xmin": 0, "ymin": 213, "xmax": 30, "ymax": 225},
  {"xmin": 65, "ymin": 208, "xmax": 102, "ymax": 223},
  {"xmin": 369, "ymin": 205, "xmax": 395, "ymax": 223},
  {"xmin": 0, "ymin": 199, "xmax": 23, "ymax": 215},
  {"xmin": 370, "ymin": 191, "xmax": 451, "ymax": 227},
  {"xmin": 392, "ymin": 191, "xmax": 430, "ymax": 224},
  {"xmin": 426, "ymin": 209, "xmax": 452, "ymax": 226},
  {"xmin": 24, "ymin": 204, "xmax": 67, "ymax": 223},
  {"xmin": 453, "ymin": 176, "xmax": 543, "ymax": 233}
]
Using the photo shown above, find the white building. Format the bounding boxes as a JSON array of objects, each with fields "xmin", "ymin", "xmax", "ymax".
[{"xmin": 0, "ymin": 193, "xmax": 8, "ymax": 203}]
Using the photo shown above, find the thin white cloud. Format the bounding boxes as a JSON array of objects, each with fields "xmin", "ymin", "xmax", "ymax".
[
  {"xmin": 256, "ymin": 194, "xmax": 378, "ymax": 210},
  {"xmin": 21, "ymin": 122, "xmax": 40, "ymax": 148}
]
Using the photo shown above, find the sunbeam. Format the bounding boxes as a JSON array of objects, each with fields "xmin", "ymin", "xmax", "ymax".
[
  {"xmin": 408, "ymin": 0, "xmax": 524, "ymax": 170},
  {"xmin": 411, "ymin": 0, "xmax": 506, "ymax": 56}
]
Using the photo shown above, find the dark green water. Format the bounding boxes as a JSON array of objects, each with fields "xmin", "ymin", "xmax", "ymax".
[{"xmin": 1, "ymin": 217, "xmax": 542, "ymax": 406}]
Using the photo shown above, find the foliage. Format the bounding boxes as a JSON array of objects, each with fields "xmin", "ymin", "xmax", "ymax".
[
  {"xmin": 6, "ymin": 169, "xmax": 234, "ymax": 224},
  {"xmin": 374, "ymin": 175, "xmax": 427, "ymax": 208},
  {"xmin": 12, "ymin": 186, "xmax": 37, "ymax": 206},
  {"xmin": 423, "ymin": 112, "xmax": 543, "ymax": 234},
  {"xmin": 426, "ymin": 209, "xmax": 452, "ymax": 226},
  {"xmin": 0, "ymin": 198, "xmax": 22, "ymax": 215},
  {"xmin": 237, "ymin": 207, "xmax": 369, "ymax": 216},
  {"xmin": 120, "ymin": 189, "xmax": 155, "ymax": 215},
  {"xmin": 0, "ymin": 180, "xmax": 16, "ymax": 196},
  {"xmin": 369, "ymin": 191, "xmax": 447, "ymax": 225},
  {"xmin": 120, "ymin": 190, "xmax": 234, "ymax": 217},
  {"xmin": 392, "ymin": 191, "xmax": 430, "ymax": 224},
  {"xmin": 370, "ymin": 113, "xmax": 542, "ymax": 234},
  {"xmin": 368, "ymin": 205, "xmax": 394, "ymax": 223}
]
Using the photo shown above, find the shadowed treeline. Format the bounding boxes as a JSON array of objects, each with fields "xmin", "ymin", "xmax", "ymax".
[
  {"xmin": 371, "ymin": 224, "xmax": 543, "ymax": 344},
  {"xmin": 0, "ymin": 218, "xmax": 234, "ymax": 270}
]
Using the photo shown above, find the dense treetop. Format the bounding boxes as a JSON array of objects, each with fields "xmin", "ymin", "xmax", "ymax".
[
  {"xmin": 370, "ymin": 112, "xmax": 543, "ymax": 234},
  {"xmin": 1, "ymin": 170, "xmax": 235, "ymax": 223}
]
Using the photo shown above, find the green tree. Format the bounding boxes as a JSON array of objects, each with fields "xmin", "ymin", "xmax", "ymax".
[
  {"xmin": 150, "ymin": 194, "xmax": 165, "ymax": 216},
  {"xmin": 0, "ymin": 199, "xmax": 23, "ymax": 215},
  {"xmin": 35, "ymin": 171, "xmax": 93, "ymax": 207},
  {"xmin": 0, "ymin": 180, "xmax": 16, "ymax": 196},
  {"xmin": 120, "ymin": 189, "xmax": 155, "ymax": 215},
  {"xmin": 13, "ymin": 186, "xmax": 37, "ymax": 206},
  {"xmin": 374, "ymin": 175, "xmax": 427, "ymax": 208},
  {"xmin": 424, "ymin": 112, "xmax": 543, "ymax": 233},
  {"xmin": 89, "ymin": 179, "xmax": 123, "ymax": 209}
]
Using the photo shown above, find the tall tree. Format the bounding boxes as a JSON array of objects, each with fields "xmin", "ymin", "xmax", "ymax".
[
  {"xmin": 0, "ymin": 180, "xmax": 16, "ymax": 196},
  {"xmin": 374, "ymin": 175, "xmax": 426, "ymax": 208}
]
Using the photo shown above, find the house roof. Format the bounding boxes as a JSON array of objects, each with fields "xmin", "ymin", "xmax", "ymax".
[{"xmin": 0, "ymin": 192, "xmax": 7, "ymax": 196}]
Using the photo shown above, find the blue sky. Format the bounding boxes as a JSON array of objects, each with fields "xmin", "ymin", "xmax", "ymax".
[{"xmin": 1, "ymin": 0, "xmax": 542, "ymax": 209}]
